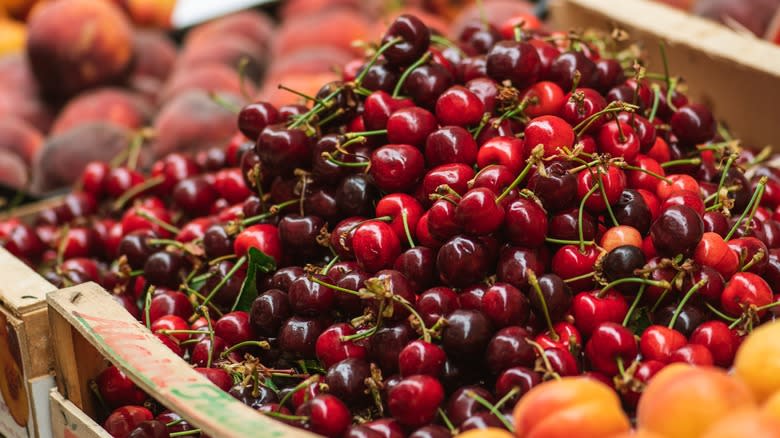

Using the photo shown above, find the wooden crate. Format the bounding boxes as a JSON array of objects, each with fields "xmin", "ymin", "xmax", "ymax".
[
  {"xmin": 47, "ymin": 282, "xmax": 316, "ymax": 438},
  {"xmin": 49, "ymin": 390, "xmax": 110, "ymax": 438},
  {"xmin": 0, "ymin": 247, "xmax": 57, "ymax": 438},
  {"xmin": 550, "ymin": 0, "xmax": 780, "ymax": 149}
]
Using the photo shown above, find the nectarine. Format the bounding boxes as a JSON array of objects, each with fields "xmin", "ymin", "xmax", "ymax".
[
  {"xmin": 0, "ymin": 116, "xmax": 43, "ymax": 166},
  {"xmin": 178, "ymin": 36, "xmax": 267, "ymax": 82},
  {"xmin": 51, "ymin": 88, "xmax": 152, "ymax": 134},
  {"xmin": 159, "ymin": 64, "xmax": 253, "ymax": 104},
  {"xmin": 131, "ymin": 30, "xmax": 177, "ymax": 81},
  {"xmin": 184, "ymin": 10, "xmax": 274, "ymax": 55},
  {"xmin": 271, "ymin": 8, "xmax": 372, "ymax": 56}
]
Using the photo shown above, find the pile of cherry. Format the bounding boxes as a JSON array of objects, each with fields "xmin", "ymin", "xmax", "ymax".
[{"xmin": 3, "ymin": 12, "xmax": 780, "ymax": 438}]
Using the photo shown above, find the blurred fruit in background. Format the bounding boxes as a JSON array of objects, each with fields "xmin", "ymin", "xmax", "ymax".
[{"xmin": 0, "ymin": 18, "xmax": 25, "ymax": 55}]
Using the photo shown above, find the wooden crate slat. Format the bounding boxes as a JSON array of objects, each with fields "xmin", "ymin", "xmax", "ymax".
[{"xmin": 0, "ymin": 248, "xmax": 55, "ymax": 314}]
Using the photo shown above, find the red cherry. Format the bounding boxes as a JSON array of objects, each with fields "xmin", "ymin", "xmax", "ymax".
[
  {"xmin": 194, "ymin": 367, "xmax": 232, "ymax": 392},
  {"xmin": 542, "ymin": 346, "xmax": 580, "ymax": 377},
  {"xmin": 96, "ymin": 365, "xmax": 146, "ymax": 409},
  {"xmin": 369, "ymin": 144, "xmax": 425, "ymax": 193},
  {"xmin": 233, "ymin": 224, "xmax": 283, "ymax": 265},
  {"xmin": 689, "ymin": 320, "xmax": 740, "ymax": 367},
  {"xmin": 576, "ymin": 165, "xmax": 627, "ymax": 213},
  {"xmin": 81, "ymin": 161, "xmax": 110, "ymax": 197},
  {"xmin": 386, "ymin": 106, "xmax": 437, "ymax": 147},
  {"xmin": 237, "ymin": 101, "xmax": 279, "ymax": 141},
  {"xmin": 375, "ymin": 193, "xmax": 424, "ymax": 244},
  {"xmin": 214, "ymin": 167, "xmax": 252, "ymax": 204},
  {"xmin": 363, "ymin": 91, "xmax": 414, "ymax": 131},
  {"xmin": 352, "ymin": 220, "xmax": 402, "ymax": 273},
  {"xmin": 298, "ymin": 394, "xmax": 351, "ymax": 438},
  {"xmin": 559, "ymin": 88, "xmax": 607, "ymax": 132},
  {"xmin": 105, "ymin": 167, "xmax": 145, "ymax": 199},
  {"xmin": 670, "ymin": 104, "xmax": 715, "ymax": 146},
  {"xmin": 454, "ymin": 188, "xmax": 505, "ymax": 235},
  {"xmin": 536, "ymin": 321, "xmax": 582, "ymax": 352},
  {"xmin": 727, "ymin": 237, "xmax": 769, "ymax": 274},
  {"xmin": 424, "ymin": 126, "xmax": 478, "ymax": 167},
  {"xmin": 387, "ymin": 375, "xmax": 444, "ymax": 428},
  {"xmin": 597, "ymin": 120, "xmax": 640, "ymax": 162},
  {"xmin": 639, "ymin": 325, "xmax": 687, "ymax": 363},
  {"xmin": 571, "ymin": 290, "xmax": 628, "ymax": 338},
  {"xmin": 620, "ymin": 360, "xmax": 664, "ymax": 408},
  {"xmin": 694, "ymin": 232, "xmax": 739, "ymax": 279},
  {"xmin": 147, "ymin": 291, "xmax": 193, "ymax": 324},
  {"xmin": 661, "ymin": 190, "xmax": 705, "ymax": 217},
  {"xmin": 669, "ymin": 344, "xmax": 714, "ymax": 366},
  {"xmin": 504, "ymin": 198, "xmax": 548, "ymax": 248},
  {"xmin": 315, "ymin": 323, "xmax": 367, "ymax": 368},
  {"xmin": 476, "ymin": 136, "xmax": 526, "ymax": 174},
  {"xmin": 585, "ymin": 322, "xmax": 638, "ymax": 375},
  {"xmin": 721, "ymin": 272, "xmax": 773, "ymax": 317},
  {"xmin": 628, "ymin": 155, "xmax": 665, "ymax": 193},
  {"xmin": 656, "ymin": 174, "xmax": 700, "ymax": 201},
  {"xmin": 150, "ymin": 153, "xmax": 200, "ymax": 195},
  {"xmin": 481, "ymin": 282, "xmax": 530, "ymax": 328},
  {"xmin": 214, "ymin": 311, "xmax": 254, "ymax": 347},
  {"xmin": 398, "ymin": 340, "xmax": 446, "ymax": 377},
  {"xmin": 551, "ymin": 244, "xmax": 600, "ymax": 291},
  {"xmin": 522, "ymin": 81, "xmax": 565, "ymax": 117},
  {"xmin": 150, "ymin": 315, "xmax": 189, "ymax": 342},
  {"xmin": 175, "ymin": 217, "xmax": 213, "ymax": 243},
  {"xmin": 121, "ymin": 203, "xmax": 173, "ymax": 238},
  {"xmin": 646, "ymin": 136, "xmax": 671, "ymax": 163},
  {"xmin": 523, "ymin": 115, "xmax": 575, "ymax": 158},
  {"xmin": 104, "ymin": 406, "xmax": 154, "ymax": 438},
  {"xmin": 435, "ymin": 85, "xmax": 485, "ymax": 127}
]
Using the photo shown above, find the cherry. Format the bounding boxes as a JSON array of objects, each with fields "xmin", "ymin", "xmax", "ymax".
[
  {"xmin": 527, "ymin": 161, "xmax": 578, "ymax": 212},
  {"xmin": 402, "ymin": 63, "xmax": 454, "ymax": 109},
  {"xmin": 436, "ymin": 235, "xmax": 489, "ymax": 288},
  {"xmin": 279, "ymin": 215, "xmax": 326, "ymax": 258},
  {"xmin": 147, "ymin": 291, "xmax": 192, "ymax": 324},
  {"xmin": 369, "ymin": 269, "xmax": 416, "ymax": 321},
  {"xmin": 335, "ymin": 269, "xmax": 371, "ymax": 317},
  {"xmin": 628, "ymin": 155, "xmax": 665, "ymax": 193},
  {"xmin": 151, "ymin": 315, "xmax": 189, "ymax": 342},
  {"xmin": 530, "ymin": 273, "xmax": 573, "ymax": 322},
  {"xmin": 617, "ymin": 113, "xmax": 656, "ymax": 152},
  {"xmin": 669, "ymin": 344, "xmax": 714, "ymax": 366},
  {"xmin": 559, "ymin": 88, "xmax": 607, "ymax": 132},
  {"xmin": 257, "ymin": 124, "xmax": 312, "ymax": 174},
  {"xmin": 409, "ymin": 425, "xmax": 451, "ymax": 438},
  {"xmin": 597, "ymin": 120, "xmax": 640, "ymax": 162},
  {"xmin": 486, "ymin": 40, "xmax": 540, "ymax": 88},
  {"xmin": 103, "ymin": 406, "xmax": 154, "ymax": 438},
  {"xmin": 387, "ymin": 107, "xmax": 437, "ymax": 147},
  {"xmin": 639, "ymin": 325, "xmax": 687, "ymax": 363},
  {"xmin": 523, "ymin": 80, "xmax": 566, "ymax": 117},
  {"xmin": 466, "ymin": 77, "xmax": 499, "ymax": 113},
  {"xmin": 618, "ymin": 360, "xmax": 664, "ymax": 409},
  {"xmin": 421, "ymin": 163, "xmax": 475, "ymax": 202},
  {"xmin": 689, "ymin": 320, "xmax": 740, "ymax": 367},
  {"xmin": 96, "ymin": 365, "xmax": 146, "ymax": 409},
  {"xmin": 435, "ymin": 85, "xmax": 484, "ymax": 127},
  {"xmin": 653, "ymin": 303, "xmax": 707, "ymax": 337},
  {"xmin": 495, "ymin": 366, "xmax": 542, "ymax": 405},
  {"xmin": 362, "ymin": 419, "xmax": 405, "ymax": 438},
  {"xmin": 585, "ymin": 322, "xmax": 638, "ymax": 375},
  {"xmin": 56, "ymin": 192, "xmax": 98, "ymax": 222},
  {"xmin": 353, "ymin": 220, "xmax": 402, "ymax": 273},
  {"xmin": 81, "ymin": 161, "xmax": 110, "ymax": 197},
  {"xmin": 393, "ymin": 247, "xmax": 436, "ymax": 291},
  {"xmin": 387, "ymin": 375, "xmax": 444, "ymax": 428},
  {"xmin": 650, "ymin": 205, "xmax": 704, "ymax": 257},
  {"xmin": 571, "ymin": 290, "xmax": 629, "ymax": 338},
  {"xmin": 195, "ymin": 367, "xmax": 233, "ymax": 392},
  {"xmin": 661, "ymin": 190, "xmax": 705, "ymax": 217},
  {"xmin": 694, "ymin": 232, "xmax": 739, "ymax": 279},
  {"xmin": 297, "ymin": 394, "xmax": 351, "ymax": 437},
  {"xmin": 143, "ymin": 251, "xmax": 185, "ymax": 289},
  {"xmin": 172, "ymin": 176, "xmax": 218, "ymax": 216},
  {"xmin": 670, "ymin": 104, "xmax": 716, "ymax": 146},
  {"xmin": 614, "ymin": 189, "xmax": 652, "ymax": 234},
  {"xmin": 728, "ymin": 237, "xmax": 769, "ymax": 275},
  {"xmin": 549, "ymin": 51, "xmax": 597, "ymax": 90},
  {"xmin": 594, "ymin": 59, "xmax": 626, "ymax": 92},
  {"xmin": 398, "ymin": 340, "xmax": 446, "ymax": 377},
  {"xmin": 496, "ymin": 246, "xmax": 544, "ymax": 290},
  {"xmin": 424, "ymin": 126, "xmax": 478, "ymax": 167},
  {"xmin": 476, "ymin": 136, "xmax": 526, "ymax": 174},
  {"xmin": 682, "ymin": 265, "xmax": 725, "ymax": 304},
  {"xmin": 382, "ymin": 14, "xmax": 430, "ymax": 68},
  {"xmin": 504, "ymin": 197, "xmax": 548, "ymax": 247},
  {"xmin": 524, "ymin": 115, "xmax": 575, "ymax": 158},
  {"xmin": 190, "ymin": 335, "xmax": 228, "ymax": 367},
  {"xmin": 201, "ymin": 259, "xmax": 246, "ymax": 309},
  {"xmin": 459, "ymin": 21, "xmax": 501, "ymax": 55},
  {"xmin": 369, "ymin": 144, "xmax": 425, "ymax": 192},
  {"xmin": 279, "ymin": 316, "xmax": 326, "ymax": 358},
  {"xmin": 417, "ymin": 287, "xmax": 460, "ymax": 327},
  {"xmin": 127, "ymin": 420, "xmax": 169, "ymax": 438},
  {"xmin": 721, "ymin": 271, "xmax": 773, "ymax": 317},
  {"xmin": 476, "ymin": 117, "xmax": 518, "ymax": 146},
  {"xmin": 325, "ymin": 358, "xmax": 371, "ymax": 405},
  {"xmin": 656, "ymin": 174, "xmax": 700, "ymax": 201},
  {"xmin": 442, "ymin": 309, "xmax": 493, "ymax": 356},
  {"xmin": 105, "ymin": 167, "xmax": 145, "ymax": 199},
  {"xmin": 1, "ymin": 222, "xmax": 44, "ymax": 260},
  {"xmin": 213, "ymin": 311, "xmax": 254, "ymax": 347},
  {"xmin": 446, "ymin": 386, "xmax": 494, "ymax": 426},
  {"xmin": 485, "ymin": 326, "xmax": 535, "ymax": 374},
  {"xmin": 481, "ymin": 283, "xmax": 530, "ymax": 328},
  {"xmin": 542, "ymin": 346, "xmax": 580, "ymax": 377},
  {"xmin": 369, "ymin": 322, "xmax": 415, "ymax": 374},
  {"xmin": 376, "ymin": 193, "xmax": 424, "ymax": 245},
  {"xmin": 601, "ymin": 245, "xmax": 646, "ymax": 290},
  {"xmin": 576, "ymin": 165, "xmax": 627, "ymax": 213},
  {"xmin": 234, "ymin": 224, "xmax": 283, "ymax": 265},
  {"xmin": 536, "ymin": 321, "xmax": 582, "ymax": 351},
  {"xmin": 455, "ymin": 188, "xmax": 505, "ymax": 235},
  {"xmin": 360, "ymin": 61, "xmax": 402, "ymax": 94}
]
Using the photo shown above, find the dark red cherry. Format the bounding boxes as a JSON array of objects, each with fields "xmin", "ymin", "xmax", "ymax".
[
  {"xmin": 353, "ymin": 220, "xmax": 402, "ymax": 273},
  {"xmin": 495, "ymin": 366, "xmax": 542, "ymax": 404},
  {"xmin": 650, "ymin": 205, "xmax": 704, "ymax": 257},
  {"xmin": 402, "ymin": 63, "xmax": 454, "ymax": 109},
  {"xmin": 238, "ymin": 101, "xmax": 279, "ymax": 141},
  {"xmin": 297, "ymin": 394, "xmax": 351, "ymax": 438},
  {"xmin": 485, "ymin": 326, "xmax": 535, "ymax": 374},
  {"xmin": 455, "ymin": 188, "xmax": 505, "ymax": 235},
  {"xmin": 496, "ymin": 246, "xmax": 544, "ymax": 290},
  {"xmin": 324, "ymin": 358, "xmax": 371, "ymax": 405},
  {"xmin": 559, "ymin": 88, "xmax": 607, "ymax": 132},
  {"xmin": 96, "ymin": 365, "xmax": 146, "ymax": 409},
  {"xmin": 381, "ymin": 14, "xmax": 431, "ymax": 68},
  {"xmin": 594, "ymin": 59, "xmax": 626, "ymax": 92},
  {"xmin": 424, "ymin": 126, "xmax": 478, "ymax": 167},
  {"xmin": 127, "ymin": 420, "xmax": 169, "ymax": 438},
  {"xmin": 486, "ymin": 40, "xmax": 540, "ymax": 89},
  {"xmin": 436, "ymin": 235, "xmax": 489, "ymax": 288},
  {"xmin": 435, "ymin": 85, "xmax": 485, "ymax": 127},
  {"xmin": 251, "ymin": 289, "xmax": 290, "ymax": 336},
  {"xmin": 441, "ymin": 309, "xmax": 493, "ymax": 356},
  {"xmin": 256, "ymin": 124, "xmax": 312, "ymax": 174},
  {"xmin": 288, "ymin": 275, "xmax": 335, "ymax": 316},
  {"xmin": 387, "ymin": 106, "xmax": 437, "ymax": 147},
  {"xmin": 504, "ymin": 198, "xmax": 548, "ymax": 248},
  {"xmin": 670, "ymin": 104, "xmax": 716, "ymax": 146},
  {"xmin": 172, "ymin": 176, "xmax": 218, "ymax": 216},
  {"xmin": 393, "ymin": 247, "xmax": 436, "ymax": 291},
  {"xmin": 446, "ymin": 386, "xmax": 494, "ymax": 426},
  {"xmin": 387, "ymin": 375, "xmax": 444, "ymax": 428},
  {"xmin": 481, "ymin": 283, "xmax": 530, "ymax": 328},
  {"xmin": 576, "ymin": 165, "xmax": 627, "ymax": 213},
  {"xmin": 279, "ymin": 316, "xmax": 326, "ymax": 358},
  {"xmin": 103, "ymin": 406, "xmax": 154, "ymax": 438},
  {"xmin": 417, "ymin": 287, "xmax": 460, "ymax": 327},
  {"xmin": 369, "ymin": 144, "xmax": 425, "ymax": 192},
  {"xmin": 398, "ymin": 340, "xmax": 446, "ymax": 377},
  {"xmin": 549, "ymin": 51, "xmax": 597, "ymax": 90},
  {"xmin": 465, "ymin": 77, "xmax": 499, "ymax": 113},
  {"xmin": 369, "ymin": 322, "xmax": 415, "ymax": 374},
  {"xmin": 421, "ymin": 163, "xmax": 475, "ymax": 203}
]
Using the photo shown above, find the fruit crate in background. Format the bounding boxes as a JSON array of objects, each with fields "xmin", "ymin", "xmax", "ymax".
[
  {"xmin": 0, "ymin": 247, "xmax": 57, "ymax": 438},
  {"xmin": 550, "ymin": 0, "xmax": 780, "ymax": 150},
  {"xmin": 46, "ymin": 282, "xmax": 316, "ymax": 438}
]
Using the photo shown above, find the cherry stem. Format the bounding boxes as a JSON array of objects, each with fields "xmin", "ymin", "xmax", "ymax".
[
  {"xmin": 113, "ymin": 175, "xmax": 165, "ymax": 211},
  {"xmin": 438, "ymin": 408, "xmax": 456, "ymax": 434},
  {"xmin": 545, "ymin": 237, "xmax": 595, "ymax": 246},
  {"xmin": 170, "ymin": 429, "xmax": 202, "ymax": 437},
  {"xmin": 203, "ymin": 307, "xmax": 215, "ymax": 369},
  {"xmin": 578, "ymin": 184, "xmax": 599, "ymax": 251},
  {"xmin": 616, "ymin": 356, "xmax": 627, "ymax": 378},
  {"xmin": 598, "ymin": 277, "xmax": 669, "ymax": 299},
  {"xmin": 660, "ymin": 157, "xmax": 701, "ymax": 168},
  {"xmin": 755, "ymin": 300, "xmax": 780, "ymax": 312},
  {"xmin": 622, "ymin": 284, "xmax": 646, "ymax": 326},
  {"xmin": 182, "ymin": 286, "xmax": 224, "ymax": 318},
  {"xmin": 740, "ymin": 248, "xmax": 766, "ymax": 272},
  {"xmin": 242, "ymin": 199, "xmax": 299, "ymax": 226},
  {"xmin": 317, "ymin": 108, "xmax": 345, "ymax": 126},
  {"xmin": 615, "ymin": 115, "xmax": 627, "ymax": 143},
  {"xmin": 320, "ymin": 255, "xmax": 340, "ymax": 275},
  {"xmin": 322, "ymin": 151, "xmax": 371, "ymax": 168},
  {"xmin": 144, "ymin": 286, "xmax": 153, "ymax": 330},
  {"xmin": 221, "ymin": 340, "xmax": 270, "ymax": 358},
  {"xmin": 277, "ymin": 375, "xmax": 319, "ymax": 409},
  {"xmin": 289, "ymin": 87, "xmax": 342, "ymax": 129},
  {"xmin": 435, "ymin": 184, "xmax": 463, "ymax": 201},
  {"xmin": 165, "ymin": 418, "xmax": 184, "ymax": 428},
  {"xmin": 208, "ymin": 254, "xmax": 237, "ymax": 266},
  {"xmin": 712, "ymin": 154, "xmax": 736, "ymax": 206},
  {"xmin": 200, "ymin": 256, "xmax": 247, "ymax": 308},
  {"xmin": 527, "ymin": 339, "xmax": 561, "ymax": 381},
  {"xmin": 596, "ymin": 171, "xmax": 619, "ymax": 227},
  {"xmin": 648, "ymin": 84, "xmax": 661, "ymax": 122},
  {"xmin": 345, "ymin": 129, "xmax": 387, "ymax": 139},
  {"xmin": 401, "ymin": 210, "xmax": 416, "ymax": 248},
  {"xmin": 262, "ymin": 412, "xmax": 309, "ymax": 422},
  {"xmin": 126, "ymin": 129, "xmax": 150, "ymax": 171},
  {"xmin": 528, "ymin": 269, "xmax": 558, "ymax": 341},
  {"xmin": 573, "ymin": 101, "xmax": 636, "ymax": 135},
  {"xmin": 498, "ymin": 96, "xmax": 533, "ymax": 125},
  {"xmin": 135, "ymin": 209, "xmax": 181, "ymax": 235},
  {"xmin": 430, "ymin": 35, "xmax": 462, "ymax": 53},
  {"xmin": 393, "ymin": 52, "xmax": 432, "ymax": 98},
  {"xmin": 354, "ymin": 37, "xmax": 403, "ymax": 86},
  {"xmin": 310, "ymin": 275, "xmax": 361, "ymax": 296},
  {"xmin": 209, "ymin": 92, "xmax": 241, "ymax": 114},
  {"xmin": 704, "ymin": 302, "xmax": 738, "ymax": 322},
  {"xmin": 277, "ymin": 84, "xmax": 321, "ymax": 104},
  {"xmin": 668, "ymin": 279, "xmax": 707, "ymax": 329},
  {"xmin": 158, "ymin": 329, "xmax": 212, "ymax": 335},
  {"xmin": 725, "ymin": 176, "xmax": 768, "ymax": 241},
  {"xmin": 564, "ymin": 271, "xmax": 596, "ymax": 283},
  {"xmin": 617, "ymin": 163, "xmax": 672, "ymax": 184},
  {"xmin": 495, "ymin": 147, "xmax": 541, "ymax": 204},
  {"xmin": 465, "ymin": 390, "xmax": 515, "ymax": 433},
  {"xmin": 494, "ymin": 387, "xmax": 521, "ymax": 411}
]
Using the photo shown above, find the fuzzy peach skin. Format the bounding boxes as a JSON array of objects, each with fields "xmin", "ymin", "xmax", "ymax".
[
  {"xmin": 637, "ymin": 365, "xmax": 756, "ymax": 438},
  {"xmin": 51, "ymin": 87, "xmax": 152, "ymax": 134},
  {"xmin": 0, "ymin": 116, "xmax": 43, "ymax": 166},
  {"xmin": 512, "ymin": 377, "xmax": 630, "ymax": 438},
  {"xmin": 734, "ymin": 319, "xmax": 780, "ymax": 402}
]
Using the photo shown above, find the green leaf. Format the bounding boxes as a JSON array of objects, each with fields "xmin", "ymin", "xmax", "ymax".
[
  {"xmin": 232, "ymin": 247, "xmax": 276, "ymax": 312},
  {"xmin": 626, "ymin": 306, "xmax": 652, "ymax": 335}
]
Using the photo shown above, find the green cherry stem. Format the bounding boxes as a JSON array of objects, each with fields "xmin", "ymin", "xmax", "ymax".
[
  {"xmin": 401, "ymin": 210, "xmax": 416, "ymax": 248},
  {"xmin": 668, "ymin": 279, "xmax": 707, "ymax": 329},
  {"xmin": 578, "ymin": 184, "xmax": 599, "ymax": 251},
  {"xmin": 563, "ymin": 271, "xmax": 596, "ymax": 283},
  {"xmin": 495, "ymin": 146, "xmax": 543, "ymax": 204},
  {"xmin": 725, "ymin": 176, "xmax": 768, "ymax": 241},
  {"xmin": 598, "ymin": 277, "xmax": 670, "ymax": 299},
  {"xmin": 622, "ymin": 284, "xmax": 646, "ymax": 326},
  {"xmin": 221, "ymin": 340, "xmax": 270, "ymax": 358},
  {"xmin": 200, "ymin": 256, "xmax": 247, "ymax": 308},
  {"xmin": 704, "ymin": 302, "xmax": 738, "ymax": 322},
  {"xmin": 393, "ymin": 52, "xmax": 432, "ymax": 98},
  {"xmin": 660, "ymin": 157, "xmax": 701, "ymax": 168},
  {"xmin": 596, "ymin": 171, "xmax": 619, "ymax": 227},
  {"xmin": 528, "ymin": 269, "xmax": 558, "ymax": 341},
  {"xmin": 354, "ymin": 37, "xmax": 403, "ymax": 86},
  {"xmin": 465, "ymin": 390, "xmax": 515, "ymax": 433}
]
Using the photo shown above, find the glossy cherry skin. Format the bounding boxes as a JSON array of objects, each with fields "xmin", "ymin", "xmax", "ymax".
[
  {"xmin": 393, "ymin": 247, "xmax": 436, "ymax": 291},
  {"xmin": 127, "ymin": 420, "xmax": 169, "ymax": 438},
  {"xmin": 523, "ymin": 80, "xmax": 566, "ymax": 117},
  {"xmin": 485, "ymin": 326, "xmax": 535, "ymax": 374},
  {"xmin": 104, "ymin": 167, "xmax": 145, "ymax": 199},
  {"xmin": 694, "ymin": 232, "xmax": 739, "ymax": 279},
  {"xmin": 650, "ymin": 205, "xmax": 704, "ymax": 257},
  {"xmin": 496, "ymin": 246, "xmax": 545, "ymax": 290},
  {"xmin": 543, "ymin": 346, "xmax": 580, "ymax": 377},
  {"xmin": 118, "ymin": 229, "xmax": 156, "ymax": 270},
  {"xmin": 585, "ymin": 322, "xmax": 638, "ymax": 375},
  {"xmin": 417, "ymin": 287, "xmax": 460, "ymax": 327},
  {"xmin": 402, "ymin": 63, "xmax": 454, "ymax": 109},
  {"xmin": 486, "ymin": 40, "xmax": 541, "ymax": 88},
  {"xmin": 424, "ymin": 126, "xmax": 478, "ymax": 167},
  {"xmin": 476, "ymin": 136, "xmax": 526, "ymax": 174},
  {"xmin": 213, "ymin": 311, "xmax": 254, "ymax": 347},
  {"xmin": 721, "ymin": 271, "xmax": 773, "ymax": 317},
  {"xmin": 549, "ymin": 51, "xmax": 598, "ymax": 89},
  {"xmin": 279, "ymin": 316, "xmax": 326, "ymax": 358},
  {"xmin": 96, "ymin": 365, "xmax": 146, "ymax": 409},
  {"xmin": 352, "ymin": 220, "xmax": 402, "ymax": 273},
  {"xmin": 103, "ymin": 406, "xmax": 154, "ymax": 438},
  {"xmin": 435, "ymin": 85, "xmax": 484, "ymax": 127},
  {"xmin": 524, "ymin": 115, "xmax": 575, "ymax": 158},
  {"xmin": 238, "ymin": 101, "xmax": 279, "ymax": 141},
  {"xmin": 398, "ymin": 340, "xmax": 447, "ymax": 377},
  {"xmin": 233, "ymin": 224, "xmax": 283, "ymax": 265},
  {"xmin": 381, "ymin": 14, "xmax": 430, "ymax": 67},
  {"xmin": 325, "ymin": 358, "xmax": 372, "ymax": 406},
  {"xmin": 445, "ymin": 385, "xmax": 494, "ymax": 426},
  {"xmin": 597, "ymin": 120, "xmax": 640, "ymax": 162},
  {"xmin": 559, "ymin": 88, "xmax": 607, "ymax": 132},
  {"xmin": 363, "ymin": 91, "xmax": 413, "ymax": 130},
  {"xmin": 639, "ymin": 325, "xmax": 687, "ymax": 363},
  {"xmin": 80, "ymin": 161, "xmax": 110, "ymax": 197},
  {"xmin": 387, "ymin": 106, "xmax": 437, "ymax": 147},
  {"xmin": 481, "ymin": 283, "xmax": 530, "ymax": 328},
  {"xmin": 576, "ymin": 165, "xmax": 627, "ymax": 213},
  {"xmin": 670, "ymin": 104, "xmax": 716, "ymax": 146},
  {"xmin": 465, "ymin": 77, "xmax": 499, "ymax": 113},
  {"xmin": 1, "ymin": 222, "xmax": 44, "ymax": 260},
  {"xmin": 619, "ymin": 360, "xmax": 664, "ymax": 409},
  {"xmin": 728, "ymin": 236, "xmax": 769, "ymax": 275},
  {"xmin": 147, "ymin": 291, "xmax": 192, "ymax": 324},
  {"xmin": 421, "ymin": 163, "xmax": 475, "ymax": 203},
  {"xmin": 297, "ymin": 394, "xmax": 351, "ymax": 438},
  {"xmin": 527, "ymin": 161, "xmax": 578, "ymax": 212},
  {"xmin": 369, "ymin": 144, "xmax": 425, "ymax": 193},
  {"xmin": 369, "ymin": 322, "xmax": 415, "ymax": 375},
  {"xmin": 571, "ymin": 290, "xmax": 629, "ymax": 338},
  {"xmin": 442, "ymin": 309, "xmax": 494, "ymax": 356},
  {"xmin": 504, "ymin": 198, "xmax": 548, "ymax": 247},
  {"xmin": 628, "ymin": 155, "xmax": 665, "ymax": 193},
  {"xmin": 388, "ymin": 375, "xmax": 444, "ymax": 428},
  {"xmin": 436, "ymin": 235, "xmax": 489, "ymax": 288},
  {"xmin": 376, "ymin": 193, "xmax": 424, "ymax": 245},
  {"xmin": 689, "ymin": 320, "xmax": 740, "ymax": 367},
  {"xmin": 256, "ymin": 124, "xmax": 312, "ymax": 174},
  {"xmin": 455, "ymin": 188, "xmax": 505, "ymax": 235},
  {"xmin": 536, "ymin": 321, "xmax": 582, "ymax": 351},
  {"xmin": 669, "ymin": 344, "xmax": 714, "ymax": 366}
]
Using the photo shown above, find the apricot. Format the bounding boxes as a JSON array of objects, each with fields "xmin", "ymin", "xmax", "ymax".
[
  {"xmin": 0, "ymin": 18, "xmax": 25, "ymax": 56},
  {"xmin": 258, "ymin": 71, "xmax": 340, "ymax": 108},
  {"xmin": 272, "ymin": 8, "xmax": 372, "ymax": 56},
  {"xmin": 637, "ymin": 365, "xmax": 756, "ymax": 438},
  {"xmin": 456, "ymin": 428, "xmax": 514, "ymax": 438},
  {"xmin": 51, "ymin": 88, "xmax": 152, "ymax": 134},
  {"xmin": 0, "ymin": 149, "xmax": 28, "ymax": 190},
  {"xmin": 178, "ymin": 36, "xmax": 267, "ymax": 82},
  {"xmin": 159, "ymin": 64, "xmax": 253, "ymax": 104},
  {"xmin": 734, "ymin": 320, "xmax": 780, "ymax": 402},
  {"xmin": 151, "ymin": 91, "xmax": 240, "ymax": 157},
  {"xmin": 607, "ymin": 430, "xmax": 665, "ymax": 438},
  {"xmin": 513, "ymin": 377, "xmax": 630, "ymax": 438},
  {"xmin": 763, "ymin": 391, "xmax": 780, "ymax": 420},
  {"xmin": 0, "ymin": 116, "xmax": 43, "ymax": 166},
  {"xmin": 132, "ymin": 30, "xmax": 177, "ymax": 81},
  {"xmin": 26, "ymin": 0, "xmax": 134, "ymax": 99},
  {"xmin": 700, "ymin": 410, "xmax": 780, "ymax": 438},
  {"xmin": 31, "ymin": 122, "xmax": 135, "ymax": 192},
  {"xmin": 184, "ymin": 10, "xmax": 274, "ymax": 55}
]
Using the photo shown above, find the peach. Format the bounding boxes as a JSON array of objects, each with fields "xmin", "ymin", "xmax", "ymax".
[
  {"xmin": 637, "ymin": 365, "xmax": 756, "ymax": 438},
  {"xmin": 279, "ymin": 0, "xmax": 368, "ymax": 19},
  {"xmin": 0, "ymin": 116, "xmax": 43, "ymax": 166},
  {"xmin": 26, "ymin": 0, "xmax": 134, "ymax": 100},
  {"xmin": 450, "ymin": 0, "xmax": 536, "ymax": 39},
  {"xmin": 265, "ymin": 46, "xmax": 353, "ymax": 79},
  {"xmin": 159, "ymin": 64, "xmax": 253, "ymax": 104},
  {"xmin": 132, "ymin": 30, "xmax": 177, "ymax": 81},
  {"xmin": 700, "ymin": 410, "xmax": 780, "ymax": 438},
  {"xmin": 607, "ymin": 430, "xmax": 666, "ymax": 438},
  {"xmin": 0, "ymin": 149, "xmax": 28, "ymax": 190},
  {"xmin": 258, "ymin": 71, "xmax": 339, "ymax": 108},
  {"xmin": 151, "ymin": 91, "xmax": 240, "ymax": 157},
  {"xmin": 735, "ymin": 320, "xmax": 780, "ymax": 402},
  {"xmin": 0, "ymin": 18, "xmax": 25, "ymax": 56},
  {"xmin": 184, "ymin": 10, "xmax": 274, "ymax": 55},
  {"xmin": 513, "ymin": 377, "xmax": 631, "ymax": 438},
  {"xmin": 456, "ymin": 428, "xmax": 514, "ymax": 438},
  {"xmin": 124, "ymin": 0, "xmax": 175, "ymax": 28},
  {"xmin": 763, "ymin": 391, "xmax": 780, "ymax": 420},
  {"xmin": 178, "ymin": 36, "xmax": 267, "ymax": 82},
  {"xmin": 271, "ymin": 8, "xmax": 372, "ymax": 56},
  {"xmin": 2, "ymin": 0, "xmax": 39, "ymax": 20},
  {"xmin": 31, "ymin": 122, "xmax": 135, "ymax": 192},
  {"xmin": 0, "ymin": 90, "xmax": 53, "ymax": 134},
  {"xmin": 51, "ymin": 88, "xmax": 152, "ymax": 134}
]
